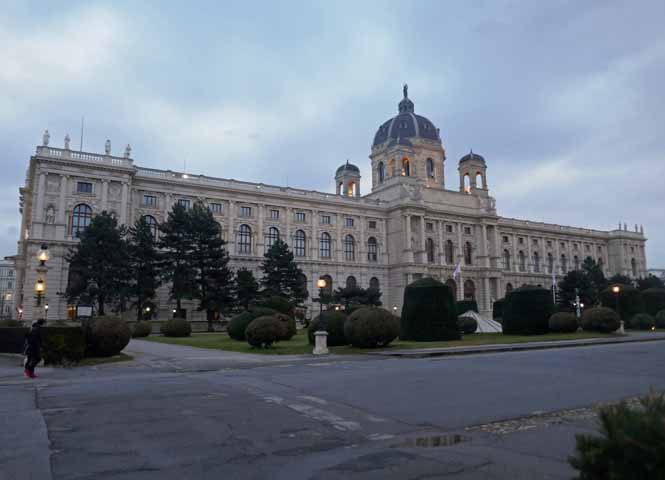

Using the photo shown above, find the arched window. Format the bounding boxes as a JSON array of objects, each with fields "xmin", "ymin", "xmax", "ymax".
[
  {"xmin": 346, "ymin": 276, "xmax": 357, "ymax": 289},
  {"xmin": 71, "ymin": 204, "xmax": 92, "ymax": 237},
  {"xmin": 518, "ymin": 251, "xmax": 526, "ymax": 272},
  {"xmin": 367, "ymin": 237, "xmax": 378, "ymax": 262},
  {"xmin": 503, "ymin": 249, "xmax": 511, "ymax": 271},
  {"xmin": 505, "ymin": 283, "xmax": 513, "ymax": 295},
  {"xmin": 319, "ymin": 232, "xmax": 331, "ymax": 258},
  {"xmin": 445, "ymin": 240, "xmax": 454, "ymax": 264},
  {"xmin": 573, "ymin": 255, "xmax": 580, "ymax": 270},
  {"xmin": 446, "ymin": 279, "xmax": 457, "ymax": 299},
  {"xmin": 143, "ymin": 215, "xmax": 158, "ymax": 240},
  {"xmin": 476, "ymin": 172, "xmax": 483, "ymax": 189},
  {"xmin": 426, "ymin": 158, "xmax": 434, "ymax": 178},
  {"xmin": 343, "ymin": 234, "xmax": 355, "ymax": 261},
  {"xmin": 464, "ymin": 242, "xmax": 473, "ymax": 265},
  {"xmin": 378, "ymin": 162, "xmax": 385, "ymax": 183},
  {"xmin": 369, "ymin": 277, "xmax": 380, "ymax": 290},
  {"xmin": 266, "ymin": 227, "xmax": 280, "ymax": 252},
  {"xmin": 464, "ymin": 280, "xmax": 475, "ymax": 300},
  {"xmin": 463, "ymin": 174, "xmax": 471, "ymax": 193},
  {"xmin": 389, "ymin": 159, "xmax": 396, "ymax": 176},
  {"xmin": 426, "ymin": 238, "xmax": 435, "ymax": 263},
  {"xmin": 547, "ymin": 253, "xmax": 554, "ymax": 274},
  {"xmin": 294, "ymin": 230, "xmax": 306, "ymax": 257},
  {"xmin": 533, "ymin": 252, "xmax": 540, "ymax": 273},
  {"xmin": 560, "ymin": 254, "xmax": 567, "ymax": 273},
  {"xmin": 631, "ymin": 258, "xmax": 637, "ymax": 277},
  {"xmin": 402, "ymin": 158, "xmax": 410, "ymax": 176},
  {"xmin": 238, "ymin": 224, "xmax": 252, "ymax": 254},
  {"xmin": 319, "ymin": 275, "xmax": 333, "ymax": 297}
]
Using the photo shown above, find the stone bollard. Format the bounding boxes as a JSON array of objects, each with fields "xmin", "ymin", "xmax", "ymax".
[
  {"xmin": 313, "ymin": 330, "xmax": 329, "ymax": 355},
  {"xmin": 618, "ymin": 320, "xmax": 625, "ymax": 335}
]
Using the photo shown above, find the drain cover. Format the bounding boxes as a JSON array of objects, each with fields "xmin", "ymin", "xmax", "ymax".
[{"xmin": 404, "ymin": 434, "xmax": 468, "ymax": 448}]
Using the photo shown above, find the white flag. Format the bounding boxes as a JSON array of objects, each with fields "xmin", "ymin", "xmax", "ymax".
[{"xmin": 453, "ymin": 262, "xmax": 461, "ymax": 280}]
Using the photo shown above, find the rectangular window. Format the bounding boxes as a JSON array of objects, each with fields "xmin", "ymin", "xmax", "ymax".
[
  {"xmin": 77, "ymin": 182, "xmax": 93, "ymax": 194},
  {"xmin": 547, "ymin": 240, "xmax": 552, "ymax": 248},
  {"xmin": 560, "ymin": 242, "xmax": 565, "ymax": 249},
  {"xmin": 295, "ymin": 212, "xmax": 306, "ymax": 222},
  {"xmin": 321, "ymin": 215, "xmax": 331, "ymax": 225},
  {"xmin": 209, "ymin": 202, "xmax": 222, "ymax": 214},
  {"xmin": 239, "ymin": 206, "xmax": 251, "ymax": 217},
  {"xmin": 518, "ymin": 237, "xmax": 524, "ymax": 245},
  {"xmin": 532, "ymin": 238, "xmax": 538, "ymax": 246},
  {"xmin": 345, "ymin": 217, "xmax": 354, "ymax": 228},
  {"xmin": 464, "ymin": 226, "xmax": 472, "ymax": 235},
  {"xmin": 446, "ymin": 225, "xmax": 453, "ymax": 233},
  {"xmin": 178, "ymin": 199, "xmax": 190, "ymax": 209},
  {"xmin": 368, "ymin": 220, "xmax": 377, "ymax": 229},
  {"xmin": 503, "ymin": 236, "xmax": 509, "ymax": 243},
  {"xmin": 426, "ymin": 222, "xmax": 434, "ymax": 232},
  {"xmin": 585, "ymin": 244, "xmax": 590, "ymax": 252},
  {"xmin": 270, "ymin": 209, "xmax": 279, "ymax": 220},
  {"xmin": 143, "ymin": 195, "xmax": 157, "ymax": 207}
]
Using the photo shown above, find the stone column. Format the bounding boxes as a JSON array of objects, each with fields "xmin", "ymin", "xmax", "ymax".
[
  {"xmin": 359, "ymin": 216, "xmax": 366, "ymax": 264},
  {"xmin": 58, "ymin": 175, "xmax": 68, "ymax": 224},
  {"xmin": 420, "ymin": 216, "xmax": 426, "ymax": 264},
  {"xmin": 405, "ymin": 214, "xmax": 413, "ymax": 263},
  {"xmin": 286, "ymin": 207, "xmax": 292, "ymax": 246},
  {"xmin": 101, "ymin": 180, "xmax": 109, "ymax": 212},
  {"xmin": 257, "ymin": 204, "xmax": 264, "ymax": 255},
  {"xmin": 119, "ymin": 182, "xmax": 129, "ymax": 225},
  {"xmin": 437, "ymin": 220, "xmax": 444, "ymax": 265},
  {"xmin": 493, "ymin": 225, "xmax": 501, "ymax": 269},
  {"xmin": 512, "ymin": 235, "xmax": 518, "ymax": 272},
  {"xmin": 382, "ymin": 219, "xmax": 388, "ymax": 265},
  {"xmin": 312, "ymin": 210, "xmax": 319, "ymax": 260},
  {"xmin": 35, "ymin": 172, "xmax": 47, "ymax": 222},
  {"xmin": 336, "ymin": 214, "xmax": 343, "ymax": 262},
  {"xmin": 483, "ymin": 277, "xmax": 491, "ymax": 312},
  {"xmin": 481, "ymin": 224, "xmax": 488, "ymax": 268},
  {"xmin": 229, "ymin": 201, "xmax": 236, "ymax": 254},
  {"xmin": 526, "ymin": 234, "xmax": 533, "ymax": 273}
]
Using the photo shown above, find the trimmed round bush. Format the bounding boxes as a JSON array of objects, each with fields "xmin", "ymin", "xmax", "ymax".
[
  {"xmin": 656, "ymin": 310, "xmax": 665, "ymax": 329},
  {"xmin": 581, "ymin": 307, "xmax": 620, "ymax": 333},
  {"xmin": 344, "ymin": 307, "xmax": 399, "ymax": 348},
  {"xmin": 132, "ymin": 321, "xmax": 152, "ymax": 338},
  {"xmin": 400, "ymin": 277, "xmax": 460, "ymax": 341},
  {"xmin": 227, "ymin": 307, "xmax": 278, "ymax": 340},
  {"xmin": 627, "ymin": 313, "xmax": 655, "ymax": 331},
  {"xmin": 458, "ymin": 315, "xmax": 478, "ymax": 334},
  {"xmin": 160, "ymin": 318, "xmax": 192, "ymax": 337},
  {"xmin": 642, "ymin": 288, "xmax": 665, "ymax": 316},
  {"xmin": 308, "ymin": 310, "xmax": 348, "ymax": 346},
  {"xmin": 456, "ymin": 300, "xmax": 478, "ymax": 314},
  {"xmin": 600, "ymin": 284, "xmax": 644, "ymax": 320},
  {"xmin": 42, "ymin": 327, "xmax": 87, "ymax": 364},
  {"xmin": 502, "ymin": 286, "xmax": 554, "ymax": 335},
  {"xmin": 548, "ymin": 312, "xmax": 579, "ymax": 333},
  {"xmin": 274, "ymin": 313, "xmax": 296, "ymax": 341},
  {"xmin": 246, "ymin": 316, "xmax": 284, "ymax": 348},
  {"xmin": 492, "ymin": 299, "xmax": 505, "ymax": 320},
  {"xmin": 88, "ymin": 316, "xmax": 131, "ymax": 357},
  {"xmin": 258, "ymin": 296, "xmax": 295, "ymax": 316}
]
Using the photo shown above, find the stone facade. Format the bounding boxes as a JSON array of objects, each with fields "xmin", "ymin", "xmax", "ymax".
[
  {"xmin": 12, "ymin": 91, "xmax": 648, "ymax": 322},
  {"xmin": 0, "ymin": 259, "xmax": 15, "ymax": 319}
]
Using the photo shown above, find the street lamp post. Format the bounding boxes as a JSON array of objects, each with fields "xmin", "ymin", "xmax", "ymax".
[
  {"xmin": 35, "ymin": 279, "xmax": 45, "ymax": 306},
  {"xmin": 612, "ymin": 285, "xmax": 624, "ymax": 333},
  {"xmin": 313, "ymin": 278, "xmax": 329, "ymax": 355},
  {"xmin": 44, "ymin": 303, "xmax": 49, "ymax": 322}
]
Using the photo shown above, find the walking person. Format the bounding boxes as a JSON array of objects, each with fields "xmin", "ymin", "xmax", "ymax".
[{"xmin": 24, "ymin": 319, "xmax": 45, "ymax": 378}]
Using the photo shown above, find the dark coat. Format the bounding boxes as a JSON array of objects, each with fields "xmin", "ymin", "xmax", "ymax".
[{"xmin": 24, "ymin": 323, "xmax": 43, "ymax": 356}]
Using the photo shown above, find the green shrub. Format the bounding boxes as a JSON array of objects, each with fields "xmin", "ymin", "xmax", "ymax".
[
  {"xmin": 307, "ymin": 310, "xmax": 348, "ymax": 346},
  {"xmin": 656, "ymin": 310, "xmax": 665, "ymax": 329},
  {"xmin": 641, "ymin": 288, "xmax": 665, "ymax": 316},
  {"xmin": 0, "ymin": 319, "xmax": 22, "ymax": 327},
  {"xmin": 600, "ymin": 284, "xmax": 644, "ymax": 320},
  {"xmin": 227, "ymin": 307, "xmax": 278, "ymax": 340},
  {"xmin": 400, "ymin": 277, "xmax": 460, "ymax": 341},
  {"xmin": 160, "ymin": 318, "xmax": 192, "ymax": 337},
  {"xmin": 258, "ymin": 296, "xmax": 294, "ymax": 316},
  {"xmin": 132, "ymin": 321, "xmax": 152, "ymax": 338},
  {"xmin": 274, "ymin": 313, "xmax": 296, "ymax": 341},
  {"xmin": 569, "ymin": 392, "xmax": 665, "ymax": 479},
  {"xmin": 0, "ymin": 327, "xmax": 29, "ymax": 353},
  {"xmin": 246, "ymin": 316, "xmax": 284, "ymax": 348},
  {"xmin": 492, "ymin": 299, "xmax": 504, "ymax": 320},
  {"xmin": 42, "ymin": 327, "xmax": 86, "ymax": 365},
  {"xmin": 581, "ymin": 307, "xmax": 620, "ymax": 333},
  {"xmin": 502, "ymin": 286, "xmax": 554, "ymax": 335},
  {"xmin": 627, "ymin": 313, "xmax": 655, "ymax": 331},
  {"xmin": 456, "ymin": 300, "xmax": 478, "ymax": 314},
  {"xmin": 344, "ymin": 307, "xmax": 399, "ymax": 348},
  {"xmin": 87, "ymin": 316, "xmax": 131, "ymax": 357},
  {"xmin": 548, "ymin": 312, "xmax": 579, "ymax": 333},
  {"xmin": 457, "ymin": 315, "xmax": 478, "ymax": 334}
]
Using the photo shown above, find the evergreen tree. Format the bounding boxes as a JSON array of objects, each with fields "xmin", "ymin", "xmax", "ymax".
[
  {"xmin": 127, "ymin": 216, "xmax": 161, "ymax": 321},
  {"xmin": 333, "ymin": 286, "xmax": 383, "ymax": 308},
  {"xmin": 582, "ymin": 257, "xmax": 607, "ymax": 301},
  {"xmin": 608, "ymin": 273, "xmax": 634, "ymax": 286},
  {"xmin": 636, "ymin": 274, "xmax": 665, "ymax": 290},
  {"xmin": 557, "ymin": 270, "xmax": 595, "ymax": 312},
  {"xmin": 65, "ymin": 212, "xmax": 129, "ymax": 316},
  {"xmin": 189, "ymin": 202, "xmax": 234, "ymax": 331},
  {"xmin": 158, "ymin": 204, "xmax": 196, "ymax": 316},
  {"xmin": 235, "ymin": 268, "xmax": 259, "ymax": 310},
  {"xmin": 259, "ymin": 239, "xmax": 309, "ymax": 304}
]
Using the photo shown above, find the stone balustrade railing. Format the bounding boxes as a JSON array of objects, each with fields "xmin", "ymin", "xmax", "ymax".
[{"xmin": 35, "ymin": 146, "xmax": 134, "ymax": 169}]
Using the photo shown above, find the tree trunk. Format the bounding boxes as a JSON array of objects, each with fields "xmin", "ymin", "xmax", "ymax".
[
  {"xmin": 98, "ymin": 296, "xmax": 105, "ymax": 316},
  {"xmin": 207, "ymin": 309, "xmax": 214, "ymax": 332}
]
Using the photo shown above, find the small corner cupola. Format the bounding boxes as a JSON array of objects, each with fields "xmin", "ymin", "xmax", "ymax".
[
  {"xmin": 335, "ymin": 160, "xmax": 361, "ymax": 197},
  {"xmin": 398, "ymin": 83, "xmax": 415, "ymax": 114},
  {"xmin": 458, "ymin": 149, "xmax": 489, "ymax": 194}
]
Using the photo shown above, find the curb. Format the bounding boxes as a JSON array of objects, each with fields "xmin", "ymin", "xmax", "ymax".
[{"xmin": 368, "ymin": 335, "xmax": 665, "ymax": 359}]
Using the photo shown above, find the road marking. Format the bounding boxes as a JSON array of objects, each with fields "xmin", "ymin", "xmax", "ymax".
[{"xmin": 261, "ymin": 395, "xmax": 360, "ymax": 431}]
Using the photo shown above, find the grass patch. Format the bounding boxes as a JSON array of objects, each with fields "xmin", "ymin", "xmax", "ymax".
[
  {"xmin": 140, "ymin": 330, "xmax": 614, "ymax": 355},
  {"xmin": 78, "ymin": 353, "xmax": 134, "ymax": 366}
]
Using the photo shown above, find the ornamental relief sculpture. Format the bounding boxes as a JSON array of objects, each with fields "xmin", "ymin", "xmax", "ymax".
[
  {"xmin": 46, "ymin": 175, "xmax": 60, "ymax": 193},
  {"xmin": 109, "ymin": 182, "xmax": 122, "ymax": 200}
]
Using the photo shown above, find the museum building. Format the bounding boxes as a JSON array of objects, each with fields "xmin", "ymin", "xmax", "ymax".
[{"xmin": 12, "ymin": 87, "xmax": 648, "ymax": 322}]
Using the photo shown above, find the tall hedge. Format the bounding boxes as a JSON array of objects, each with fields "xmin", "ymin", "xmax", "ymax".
[
  {"xmin": 456, "ymin": 300, "xmax": 478, "ymax": 314},
  {"xmin": 0, "ymin": 327, "xmax": 29, "ymax": 353},
  {"xmin": 400, "ymin": 277, "xmax": 460, "ymax": 341},
  {"xmin": 308, "ymin": 310, "xmax": 348, "ymax": 346},
  {"xmin": 502, "ymin": 286, "xmax": 554, "ymax": 335},
  {"xmin": 492, "ymin": 299, "xmax": 505, "ymax": 320},
  {"xmin": 641, "ymin": 288, "xmax": 665, "ymax": 316},
  {"xmin": 599, "ymin": 284, "xmax": 644, "ymax": 320}
]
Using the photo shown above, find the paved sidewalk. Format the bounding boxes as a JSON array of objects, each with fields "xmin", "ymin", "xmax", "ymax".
[{"xmin": 369, "ymin": 331, "xmax": 665, "ymax": 358}]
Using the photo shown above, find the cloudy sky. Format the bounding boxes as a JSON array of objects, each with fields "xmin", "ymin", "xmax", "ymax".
[{"xmin": 2, "ymin": 0, "xmax": 664, "ymax": 267}]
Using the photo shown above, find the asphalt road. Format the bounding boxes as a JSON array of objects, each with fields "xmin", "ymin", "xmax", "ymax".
[{"xmin": 2, "ymin": 339, "xmax": 665, "ymax": 480}]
